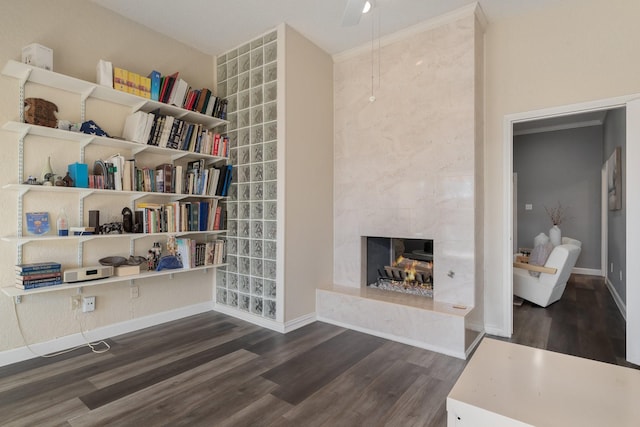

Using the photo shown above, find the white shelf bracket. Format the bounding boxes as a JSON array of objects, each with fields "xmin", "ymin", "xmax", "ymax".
[
  {"xmin": 16, "ymin": 127, "xmax": 28, "ymax": 184},
  {"xmin": 78, "ymin": 190, "xmax": 95, "ymax": 201},
  {"xmin": 131, "ymin": 146, "xmax": 149, "ymax": 156},
  {"xmin": 131, "ymin": 100, "xmax": 146, "ymax": 114},
  {"xmin": 77, "ymin": 240, "xmax": 83, "ymax": 266},
  {"xmin": 78, "ymin": 137, "xmax": 93, "ymax": 163},
  {"xmin": 15, "ymin": 187, "xmax": 30, "ymax": 264},
  {"xmin": 79, "ymin": 87, "xmax": 96, "ymax": 122},
  {"xmin": 17, "ymin": 68, "xmax": 32, "ymax": 123},
  {"xmin": 170, "ymin": 152, "xmax": 189, "ymax": 162}
]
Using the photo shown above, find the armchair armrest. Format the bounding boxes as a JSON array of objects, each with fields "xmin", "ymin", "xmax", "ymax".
[{"xmin": 513, "ymin": 262, "xmax": 557, "ymax": 275}]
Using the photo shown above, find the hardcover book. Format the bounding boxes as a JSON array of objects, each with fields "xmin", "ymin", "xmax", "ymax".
[{"xmin": 15, "ymin": 262, "xmax": 61, "ymax": 273}]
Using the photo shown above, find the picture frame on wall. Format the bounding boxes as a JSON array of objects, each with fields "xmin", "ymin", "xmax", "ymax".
[{"xmin": 606, "ymin": 146, "xmax": 622, "ymax": 211}]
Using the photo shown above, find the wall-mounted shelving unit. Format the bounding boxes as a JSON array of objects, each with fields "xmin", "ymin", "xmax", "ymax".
[{"xmin": 1, "ymin": 60, "xmax": 229, "ymax": 299}]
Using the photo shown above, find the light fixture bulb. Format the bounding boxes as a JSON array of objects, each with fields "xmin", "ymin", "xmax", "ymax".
[{"xmin": 362, "ymin": 1, "xmax": 372, "ymax": 14}]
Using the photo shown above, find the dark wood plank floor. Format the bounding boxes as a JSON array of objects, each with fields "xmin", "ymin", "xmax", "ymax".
[
  {"xmin": 0, "ymin": 312, "xmax": 466, "ymax": 426},
  {"xmin": 0, "ymin": 274, "xmax": 633, "ymax": 426},
  {"xmin": 500, "ymin": 274, "xmax": 635, "ymax": 368}
]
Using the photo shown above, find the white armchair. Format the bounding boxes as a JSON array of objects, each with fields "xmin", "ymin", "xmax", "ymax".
[{"xmin": 513, "ymin": 240, "xmax": 582, "ymax": 307}]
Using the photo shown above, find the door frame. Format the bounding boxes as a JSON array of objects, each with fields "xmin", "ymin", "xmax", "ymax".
[{"xmin": 502, "ymin": 93, "xmax": 640, "ymax": 364}]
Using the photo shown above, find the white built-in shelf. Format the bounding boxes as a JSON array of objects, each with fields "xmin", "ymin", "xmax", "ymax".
[
  {"xmin": 2, "ymin": 263, "xmax": 227, "ymax": 297},
  {"xmin": 2, "ymin": 122, "xmax": 228, "ymax": 162},
  {"xmin": 3, "ymin": 183, "xmax": 225, "ymax": 201},
  {"xmin": 1, "ymin": 230, "xmax": 227, "ymax": 246},
  {"xmin": 1, "ymin": 60, "xmax": 228, "ymax": 129}
]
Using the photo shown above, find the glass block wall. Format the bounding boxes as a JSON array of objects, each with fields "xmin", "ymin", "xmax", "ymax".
[{"xmin": 215, "ymin": 30, "xmax": 278, "ymax": 320}]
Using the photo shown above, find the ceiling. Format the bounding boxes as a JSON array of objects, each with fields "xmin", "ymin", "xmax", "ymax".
[{"xmin": 91, "ymin": 0, "xmax": 564, "ymax": 56}]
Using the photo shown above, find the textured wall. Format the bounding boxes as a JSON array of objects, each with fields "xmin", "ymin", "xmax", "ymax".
[
  {"xmin": 483, "ymin": 0, "xmax": 640, "ymax": 333},
  {"xmin": 333, "ymin": 12, "xmax": 480, "ymax": 307},
  {"xmin": 514, "ymin": 126, "xmax": 604, "ymax": 269},
  {"xmin": 0, "ymin": 0, "xmax": 216, "ymax": 353}
]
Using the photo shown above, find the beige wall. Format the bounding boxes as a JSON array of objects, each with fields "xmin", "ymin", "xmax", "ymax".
[
  {"xmin": 0, "ymin": 0, "xmax": 216, "ymax": 352},
  {"xmin": 283, "ymin": 25, "xmax": 334, "ymax": 322},
  {"xmin": 484, "ymin": 0, "xmax": 640, "ymax": 332}
]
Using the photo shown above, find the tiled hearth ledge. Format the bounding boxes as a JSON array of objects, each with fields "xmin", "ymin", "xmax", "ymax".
[{"xmin": 316, "ymin": 285, "xmax": 483, "ymax": 359}]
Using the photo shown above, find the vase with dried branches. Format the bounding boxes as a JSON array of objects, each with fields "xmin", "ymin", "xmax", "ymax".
[{"xmin": 545, "ymin": 202, "xmax": 567, "ymax": 246}]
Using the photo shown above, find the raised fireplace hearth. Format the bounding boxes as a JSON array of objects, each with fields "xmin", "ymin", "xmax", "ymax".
[{"xmin": 365, "ymin": 237, "xmax": 434, "ymax": 298}]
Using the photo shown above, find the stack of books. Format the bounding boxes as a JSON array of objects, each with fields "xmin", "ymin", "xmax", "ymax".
[{"xmin": 15, "ymin": 262, "xmax": 62, "ymax": 290}]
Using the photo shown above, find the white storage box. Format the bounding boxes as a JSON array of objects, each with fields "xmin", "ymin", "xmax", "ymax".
[{"xmin": 22, "ymin": 43, "xmax": 53, "ymax": 71}]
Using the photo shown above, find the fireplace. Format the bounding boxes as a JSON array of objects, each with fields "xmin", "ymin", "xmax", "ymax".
[{"xmin": 365, "ymin": 237, "xmax": 433, "ymax": 298}]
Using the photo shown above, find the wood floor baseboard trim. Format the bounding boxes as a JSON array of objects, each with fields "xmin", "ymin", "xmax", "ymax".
[
  {"xmin": 573, "ymin": 267, "xmax": 602, "ymax": 276},
  {"xmin": 483, "ymin": 324, "xmax": 509, "ymax": 337},
  {"xmin": 284, "ymin": 313, "xmax": 317, "ymax": 333},
  {"xmin": 465, "ymin": 331, "xmax": 485, "ymax": 359},
  {"xmin": 316, "ymin": 315, "xmax": 467, "ymax": 359},
  {"xmin": 212, "ymin": 303, "xmax": 286, "ymax": 333},
  {"xmin": 605, "ymin": 277, "xmax": 627, "ymax": 321},
  {"xmin": 0, "ymin": 302, "xmax": 214, "ymax": 368}
]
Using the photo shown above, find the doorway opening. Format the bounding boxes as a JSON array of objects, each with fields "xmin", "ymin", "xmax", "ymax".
[{"xmin": 502, "ymin": 94, "xmax": 640, "ymax": 365}]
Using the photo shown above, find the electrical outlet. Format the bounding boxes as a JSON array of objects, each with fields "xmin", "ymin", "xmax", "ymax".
[
  {"xmin": 611, "ymin": 263, "xmax": 614, "ymax": 273},
  {"xmin": 71, "ymin": 295, "xmax": 82, "ymax": 310},
  {"xmin": 620, "ymin": 270, "xmax": 623, "ymax": 281},
  {"xmin": 82, "ymin": 296, "xmax": 96, "ymax": 312},
  {"xmin": 130, "ymin": 286, "xmax": 139, "ymax": 298}
]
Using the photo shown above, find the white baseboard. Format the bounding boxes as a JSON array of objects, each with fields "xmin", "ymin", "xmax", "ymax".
[
  {"xmin": 283, "ymin": 312, "xmax": 317, "ymax": 333},
  {"xmin": 605, "ymin": 277, "xmax": 627, "ymax": 321},
  {"xmin": 465, "ymin": 331, "xmax": 485, "ymax": 359},
  {"xmin": 213, "ymin": 303, "xmax": 285, "ymax": 332},
  {"xmin": 316, "ymin": 315, "xmax": 467, "ymax": 360},
  {"xmin": 212, "ymin": 303, "xmax": 316, "ymax": 334},
  {"xmin": 0, "ymin": 302, "xmax": 213, "ymax": 368},
  {"xmin": 573, "ymin": 267, "xmax": 602, "ymax": 276},
  {"xmin": 484, "ymin": 324, "xmax": 509, "ymax": 337}
]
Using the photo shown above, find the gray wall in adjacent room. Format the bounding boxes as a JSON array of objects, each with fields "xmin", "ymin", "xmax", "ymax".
[
  {"xmin": 603, "ymin": 107, "xmax": 626, "ymax": 302},
  {"xmin": 514, "ymin": 126, "xmax": 602, "ymax": 269}
]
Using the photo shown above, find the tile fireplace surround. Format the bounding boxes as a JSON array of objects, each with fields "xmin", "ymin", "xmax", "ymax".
[{"xmin": 317, "ymin": 6, "xmax": 485, "ymax": 359}]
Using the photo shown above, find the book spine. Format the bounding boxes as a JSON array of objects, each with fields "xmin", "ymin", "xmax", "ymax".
[
  {"xmin": 17, "ymin": 272, "xmax": 62, "ymax": 281},
  {"xmin": 148, "ymin": 70, "xmax": 161, "ymax": 101},
  {"xmin": 17, "ymin": 277, "xmax": 63, "ymax": 286},
  {"xmin": 17, "ymin": 279, "xmax": 63, "ymax": 289},
  {"xmin": 140, "ymin": 75, "xmax": 151, "ymax": 99},
  {"xmin": 16, "ymin": 264, "xmax": 61, "ymax": 273}
]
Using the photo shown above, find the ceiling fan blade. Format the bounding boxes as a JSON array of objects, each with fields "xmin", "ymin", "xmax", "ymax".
[{"xmin": 342, "ymin": 0, "xmax": 368, "ymax": 26}]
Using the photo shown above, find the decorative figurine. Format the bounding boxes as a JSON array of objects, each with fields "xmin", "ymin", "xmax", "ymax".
[
  {"xmin": 147, "ymin": 241, "xmax": 162, "ymax": 270},
  {"xmin": 62, "ymin": 172, "xmax": 74, "ymax": 187}
]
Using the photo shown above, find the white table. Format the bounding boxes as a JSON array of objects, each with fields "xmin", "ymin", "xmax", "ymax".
[{"xmin": 447, "ymin": 338, "xmax": 640, "ymax": 426}]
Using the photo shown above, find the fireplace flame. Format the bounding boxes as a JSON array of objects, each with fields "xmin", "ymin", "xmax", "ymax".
[{"xmin": 404, "ymin": 260, "xmax": 417, "ymax": 282}]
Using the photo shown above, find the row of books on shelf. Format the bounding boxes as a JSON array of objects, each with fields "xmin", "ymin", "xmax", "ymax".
[
  {"xmin": 136, "ymin": 198, "xmax": 226, "ymax": 233},
  {"xmin": 15, "ymin": 262, "xmax": 62, "ymax": 290},
  {"xmin": 112, "ymin": 66, "xmax": 227, "ymax": 119},
  {"xmin": 122, "ymin": 110, "xmax": 230, "ymax": 157},
  {"xmin": 176, "ymin": 238, "xmax": 225, "ymax": 269},
  {"xmin": 12, "ymin": 240, "xmax": 226, "ymax": 290},
  {"xmin": 91, "ymin": 156, "xmax": 233, "ymax": 197}
]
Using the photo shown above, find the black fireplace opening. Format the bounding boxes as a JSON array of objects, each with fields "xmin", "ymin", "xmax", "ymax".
[{"xmin": 365, "ymin": 237, "xmax": 433, "ymax": 297}]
